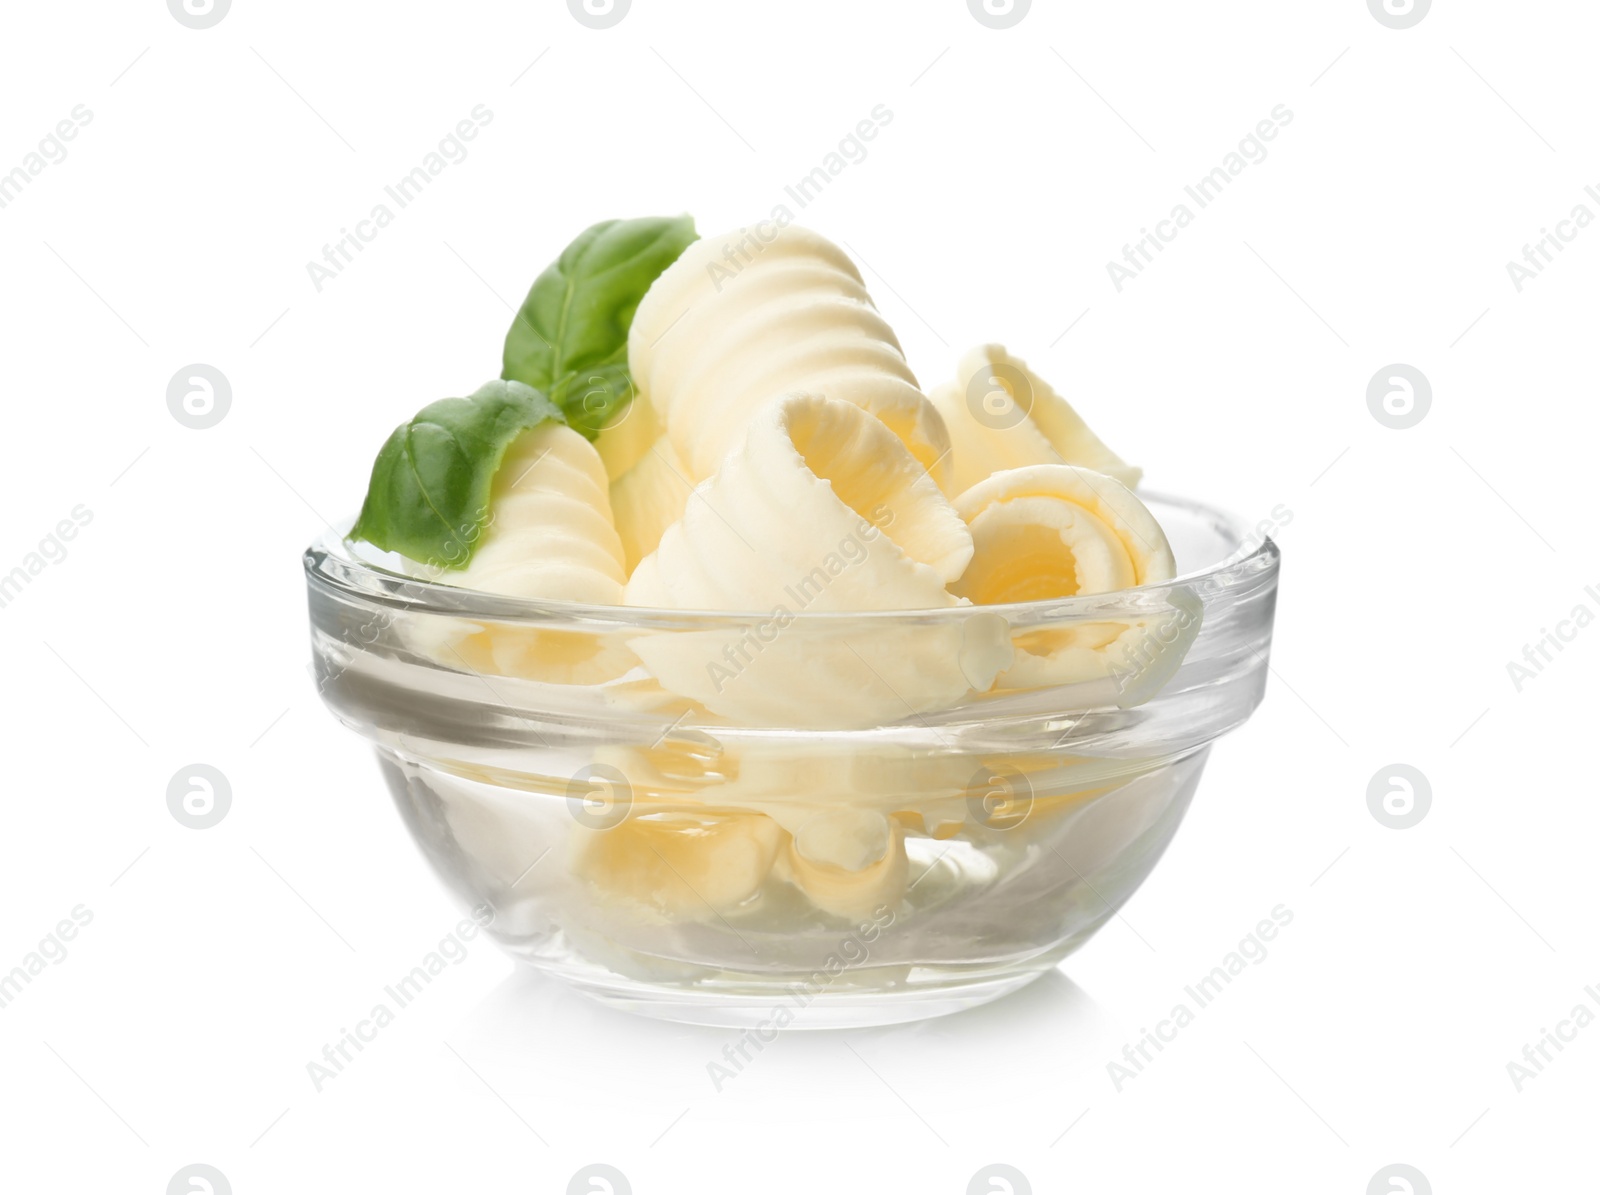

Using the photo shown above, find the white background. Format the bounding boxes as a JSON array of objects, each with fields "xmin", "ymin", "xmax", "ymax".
[{"xmin": 2, "ymin": 0, "xmax": 1595, "ymax": 1191}]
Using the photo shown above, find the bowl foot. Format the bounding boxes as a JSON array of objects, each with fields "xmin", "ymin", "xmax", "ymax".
[{"xmin": 543, "ymin": 961, "xmax": 1058, "ymax": 1029}]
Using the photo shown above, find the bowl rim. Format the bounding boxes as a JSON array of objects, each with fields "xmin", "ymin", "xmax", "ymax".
[{"xmin": 304, "ymin": 489, "xmax": 1279, "ymax": 628}]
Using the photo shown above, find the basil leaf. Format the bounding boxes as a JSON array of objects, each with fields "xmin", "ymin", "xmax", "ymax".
[
  {"xmin": 502, "ymin": 215, "xmax": 697, "ymax": 439},
  {"xmin": 349, "ymin": 379, "xmax": 561, "ymax": 570}
]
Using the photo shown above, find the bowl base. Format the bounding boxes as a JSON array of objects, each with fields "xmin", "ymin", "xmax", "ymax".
[{"xmin": 541, "ymin": 959, "xmax": 1061, "ymax": 1029}]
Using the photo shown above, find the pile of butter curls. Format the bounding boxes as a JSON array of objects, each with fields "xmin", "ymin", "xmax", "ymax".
[{"xmin": 357, "ymin": 221, "xmax": 1209, "ymax": 928}]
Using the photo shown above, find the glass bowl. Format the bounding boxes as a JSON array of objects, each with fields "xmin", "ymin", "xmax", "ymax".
[{"xmin": 304, "ymin": 493, "xmax": 1278, "ymax": 1028}]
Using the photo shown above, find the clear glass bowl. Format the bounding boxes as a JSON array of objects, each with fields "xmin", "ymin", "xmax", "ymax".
[{"xmin": 304, "ymin": 493, "xmax": 1278, "ymax": 1028}]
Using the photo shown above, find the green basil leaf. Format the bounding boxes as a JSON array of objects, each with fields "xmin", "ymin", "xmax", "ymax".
[
  {"xmin": 349, "ymin": 379, "xmax": 561, "ymax": 570},
  {"xmin": 502, "ymin": 215, "xmax": 697, "ymax": 439}
]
